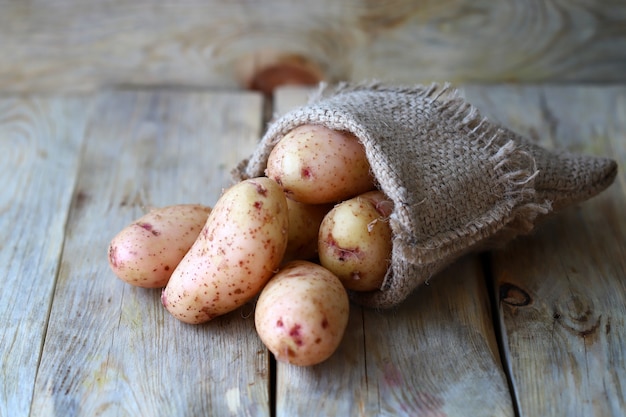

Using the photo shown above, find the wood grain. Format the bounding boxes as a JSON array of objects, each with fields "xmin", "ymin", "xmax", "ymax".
[
  {"xmin": 0, "ymin": 96, "xmax": 90, "ymax": 417},
  {"xmin": 362, "ymin": 257, "xmax": 513, "ymax": 417},
  {"xmin": 1, "ymin": 0, "xmax": 625, "ymax": 92},
  {"xmin": 3, "ymin": 84, "xmax": 624, "ymax": 416},
  {"xmin": 27, "ymin": 91, "xmax": 270, "ymax": 416},
  {"xmin": 462, "ymin": 85, "xmax": 626, "ymax": 416},
  {"xmin": 272, "ymin": 86, "xmax": 514, "ymax": 417}
]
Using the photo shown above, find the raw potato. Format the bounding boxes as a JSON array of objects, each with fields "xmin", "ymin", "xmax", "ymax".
[
  {"xmin": 318, "ymin": 191, "xmax": 393, "ymax": 292},
  {"xmin": 162, "ymin": 177, "xmax": 289, "ymax": 324},
  {"xmin": 255, "ymin": 261, "xmax": 349, "ymax": 366},
  {"xmin": 283, "ymin": 199, "xmax": 332, "ymax": 263},
  {"xmin": 107, "ymin": 204, "xmax": 211, "ymax": 288},
  {"xmin": 266, "ymin": 124, "xmax": 376, "ymax": 204}
]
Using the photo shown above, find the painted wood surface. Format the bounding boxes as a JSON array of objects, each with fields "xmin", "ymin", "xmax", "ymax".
[
  {"xmin": 272, "ymin": 86, "xmax": 514, "ymax": 417},
  {"xmin": 0, "ymin": 85, "xmax": 624, "ymax": 417},
  {"xmin": 1, "ymin": 0, "xmax": 626, "ymax": 93},
  {"xmin": 463, "ymin": 85, "xmax": 626, "ymax": 416}
]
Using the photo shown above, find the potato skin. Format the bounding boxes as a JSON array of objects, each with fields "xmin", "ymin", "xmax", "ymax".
[
  {"xmin": 283, "ymin": 199, "xmax": 332, "ymax": 263},
  {"xmin": 318, "ymin": 191, "xmax": 393, "ymax": 292},
  {"xmin": 254, "ymin": 261, "xmax": 349, "ymax": 366},
  {"xmin": 162, "ymin": 177, "xmax": 289, "ymax": 324},
  {"xmin": 107, "ymin": 204, "xmax": 211, "ymax": 288},
  {"xmin": 266, "ymin": 124, "xmax": 375, "ymax": 204}
]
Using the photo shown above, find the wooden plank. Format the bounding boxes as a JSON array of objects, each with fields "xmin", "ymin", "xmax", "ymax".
[
  {"xmin": 462, "ymin": 85, "xmax": 626, "ymax": 416},
  {"xmin": 267, "ymin": 87, "xmax": 371, "ymax": 416},
  {"xmin": 29, "ymin": 91, "xmax": 271, "ymax": 416},
  {"xmin": 0, "ymin": 96, "xmax": 89, "ymax": 417},
  {"xmin": 362, "ymin": 257, "xmax": 513, "ymax": 416},
  {"xmin": 272, "ymin": 86, "xmax": 514, "ymax": 416},
  {"xmin": 1, "ymin": 1, "xmax": 626, "ymax": 93}
]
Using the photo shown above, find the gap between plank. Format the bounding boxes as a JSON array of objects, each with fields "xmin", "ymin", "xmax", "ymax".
[
  {"xmin": 269, "ymin": 352, "xmax": 277, "ymax": 417},
  {"xmin": 480, "ymin": 251, "xmax": 522, "ymax": 417},
  {"xmin": 262, "ymin": 90, "xmax": 278, "ymax": 417}
]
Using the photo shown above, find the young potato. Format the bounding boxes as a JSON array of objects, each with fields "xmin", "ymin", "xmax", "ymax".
[
  {"xmin": 255, "ymin": 261, "xmax": 349, "ymax": 366},
  {"xmin": 318, "ymin": 190, "xmax": 393, "ymax": 292},
  {"xmin": 162, "ymin": 177, "xmax": 289, "ymax": 324},
  {"xmin": 266, "ymin": 124, "xmax": 376, "ymax": 204},
  {"xmin": 283, "ymin": 199, "xmax": 332, "ymax": 263},
  {"xmin": 107, "ymin": 204, "xmax": 211, "ymax": 288}
]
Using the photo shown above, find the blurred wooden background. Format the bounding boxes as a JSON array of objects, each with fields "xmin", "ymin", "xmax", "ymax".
[
  {"xmin": 2, "ymin": 2, "xmax": 625, "ymax": 417},
  {"xmin": 1, "ymin": 0, "xmax": 626, "ymax": 93}
]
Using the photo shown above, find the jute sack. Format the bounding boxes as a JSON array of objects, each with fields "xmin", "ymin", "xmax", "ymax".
[{"xmin": 233, "ymin": 83, "xmax": 618, "ymax": 309}]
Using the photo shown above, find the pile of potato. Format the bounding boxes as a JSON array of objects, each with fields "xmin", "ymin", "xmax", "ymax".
[{"xmin": 108, "ymin": 125, "xmax": 393, "ymax": 366}]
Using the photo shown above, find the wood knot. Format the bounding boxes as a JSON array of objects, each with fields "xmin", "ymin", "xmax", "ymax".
[
  {"xmin": 236, "ymin": 51, "xmax": 324, "ymax": 95},
  {"xmin": 499, "ymin": 283, "xmax": 531, "ymax": 306},
  {"xmin": 553, "ymin": 294, "xmax": 601, "ymax": 338}
]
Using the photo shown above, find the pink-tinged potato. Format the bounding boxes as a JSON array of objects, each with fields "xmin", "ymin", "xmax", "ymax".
[
  {"xmin": 107, "ymin": 204, "xmax": 211, "ymax": 288},
  {"xmin": 318, "ymin": 191, "xmax": 393, "ymax": 292},
  {"xmin": 162, "ymin": 178, "xmax": 289, "ymax": 324},
  {"xmin": 266, "ymin": 124, "xmax": 376, "ymax": 204},
  {"xmin": 283, "ymin": 199, "xmax": 332, "ymax": 263},
  {"xmin": 255, "ymin": 261, "xmax": 349, "ymax": 366}
]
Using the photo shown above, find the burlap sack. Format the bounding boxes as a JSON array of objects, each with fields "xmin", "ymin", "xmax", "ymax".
[{"xmin": 233, "ymin": 83, "xmax": 617, "ymax": 309}]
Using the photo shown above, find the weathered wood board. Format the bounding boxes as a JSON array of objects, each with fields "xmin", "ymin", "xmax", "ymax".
[
  {"xmin": 1, "ymin": 0, "xmax": 626, "ymax": 93},
  {"xmin": 462, "ymin": 85, "xmax": 626, "ymax": 417},
  {"xmin": 1, "ymin": 91, "xmax": 272, "ymax": 417},
  {"xmin": 0, "ymin": 96, "xmax": 91, "ymax": 417},
  {"xmin": 0, "ymin": 84, "xmax": 624, "ymax": 417}
]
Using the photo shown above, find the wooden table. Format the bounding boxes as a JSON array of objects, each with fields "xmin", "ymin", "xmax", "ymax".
[{"xmin": 1, "ymin": 84, "xmax": 624, "ymax": 417}]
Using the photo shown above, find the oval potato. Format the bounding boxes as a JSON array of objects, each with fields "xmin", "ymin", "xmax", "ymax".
[
  {"xmin": 283, "ymin": 198, "xmax": 332, "ymax": 263},
  {"xmin": 162, "ymin": 177, "xmax": 289, "ymax": 324},
  {"xmin": 318, "ymin": 190, "xmax": 393, "ymax": 292},
  {"xmin": 107, "ymin": 204, "xmax": 211, "ymax": 288},
  {"xmin": 266, "ymin": 124, "xmax": 376, "ymax": 204},
  {"xmin": 255, "ymin": 260, "xmax": 349, "ymax": 366}
]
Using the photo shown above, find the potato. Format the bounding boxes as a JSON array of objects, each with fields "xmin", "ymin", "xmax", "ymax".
[
  {"xmin": 318, "ymin": 190, "xmax": 393, "ymax": 292},
  {"xmin": 266, "ymin": 124, "xmax": 376, "ymax": 204},
  {"xmin": 254, "ymin": 261, "xmax": 349, "ymax": 366},
  {"xmin": 283, "ymin": 199, "xmax": 332, "ymax": 263},
  {"xmin": 162, "ymin": 177, "xmax": 289, "ymax": 324},
  {"xmin": 107, "ymin": 204, "xmax": 211, "ymax": 288}
]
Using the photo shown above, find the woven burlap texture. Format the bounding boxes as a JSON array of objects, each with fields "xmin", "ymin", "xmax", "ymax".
[{"xmin": 233, "ymin": 83, "xmax": 617, "ymax": 309}]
